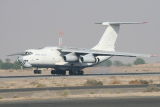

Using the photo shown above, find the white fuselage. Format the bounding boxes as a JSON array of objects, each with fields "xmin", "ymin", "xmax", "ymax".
[{"xmin": 18, "ymin": 47, "xmax": 109, "ymax": 70}]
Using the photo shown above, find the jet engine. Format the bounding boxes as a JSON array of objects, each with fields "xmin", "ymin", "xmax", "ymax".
[
  {"xmin": 80, "ymin": 54, "xmax": 100, "ymax": 63},
  {"xmin": 63, "ymin": 53, "xmax": 78, "ymax": 62}
]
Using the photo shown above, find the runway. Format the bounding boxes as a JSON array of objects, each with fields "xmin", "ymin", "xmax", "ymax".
[
  {"xmin": 0, "ymin": 96, "xmax": 160, "ymax": 107},
  {"xmin": 0, "ymin": 84, "xmax": 159, "ymax": 93},
  {"xmin": 0, "ymin": 72, "xmax": 160, "ymax": 79}
]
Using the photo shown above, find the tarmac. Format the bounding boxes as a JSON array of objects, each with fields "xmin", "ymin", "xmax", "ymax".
[
  {"xmin": 0, "ymin": 96, "xmax": 160, "ymax": 107},
  {"xmin": 0, "ymin": 72, "xmax": 160, "ymax": 79},
  {"xmin": 0, "ymin": 84, "xmax": 159, "ymax": 93}
]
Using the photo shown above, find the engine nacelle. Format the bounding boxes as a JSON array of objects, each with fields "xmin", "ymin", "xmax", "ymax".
[
  {"xmin": 63, "ymin": 53, "xmax": 78, "ymax": 62},
  {"xmin": 80, "ymin": 54, "xmax": 100, "ymax": 63}
]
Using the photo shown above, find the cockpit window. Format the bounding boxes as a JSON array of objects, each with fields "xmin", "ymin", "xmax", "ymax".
[{"xmin": 23, "ymin": 52, "xmax": 33, "ymax": 56}]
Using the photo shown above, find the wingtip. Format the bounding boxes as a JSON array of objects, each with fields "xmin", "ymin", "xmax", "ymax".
[{"xmin": 95, "ymin": 22, "xmax": 102, "ymax": 24}]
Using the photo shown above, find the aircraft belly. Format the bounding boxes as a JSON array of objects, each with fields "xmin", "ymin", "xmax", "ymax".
[{"xmin": 31, "ymin": 62, "xmax": 93, "ymax": 69}]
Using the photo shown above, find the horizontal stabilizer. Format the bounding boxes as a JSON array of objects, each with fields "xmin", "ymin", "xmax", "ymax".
[{"xmin": 95, "ymin": 22, "xmax": 147, "ymax": 26}]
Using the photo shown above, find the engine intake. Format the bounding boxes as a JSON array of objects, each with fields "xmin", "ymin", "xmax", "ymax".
[
  {"xmin": 63, "ymin": 53, "xmax": 78, "ymax": 62},
  {"xmin": 80, "ymin": 54, "xmax": 99, "ymax": 63}
]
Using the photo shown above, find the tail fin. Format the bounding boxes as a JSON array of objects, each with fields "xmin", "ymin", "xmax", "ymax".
[{"xmin": 92, "ymin": 22, "xmax": 147, "ymax": 51}]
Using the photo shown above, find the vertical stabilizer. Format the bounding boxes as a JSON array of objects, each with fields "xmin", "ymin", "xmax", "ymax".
[{"xmin": 92, "ymin": 22, "xmax": 146, "ymax": 51}]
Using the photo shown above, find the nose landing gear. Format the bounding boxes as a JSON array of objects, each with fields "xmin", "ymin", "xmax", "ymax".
[
  {"xmin": 33, "ymin": 70, "xmax": 42, "ymax": 74},
  {"xmin": 33, "ymin": 68, "xmax": 42, "ymax": 74}
]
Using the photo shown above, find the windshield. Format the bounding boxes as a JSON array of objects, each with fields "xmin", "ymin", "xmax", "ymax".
[{"xmin": 23, "ymin": 52, "xmax": 33, "ymax": 56}]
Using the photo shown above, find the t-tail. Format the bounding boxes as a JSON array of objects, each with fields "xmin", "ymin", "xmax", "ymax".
[{"xmin": 92, "ymin": 22, "xmax": 147, "ymax": 51}]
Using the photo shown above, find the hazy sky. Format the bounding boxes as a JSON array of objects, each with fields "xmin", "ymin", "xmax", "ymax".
[{"xmin": 0, "ymin": 0, "xmax": 160, "ymax": 63}]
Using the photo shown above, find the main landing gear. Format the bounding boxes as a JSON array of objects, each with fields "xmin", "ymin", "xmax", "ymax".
[
  {"xmin": 50, "ymin": 70, "xmax": 84, "ymax": 75},
  {"xmin": 69, "ymin": 70, "xmax": 84, "ymax": 75},
  {"xmin": 33, "ymin": 68, "xmax": 84, "ymax": 75},
  {"xmin": 51, "ymin": 70, "xmax": 66, "ymax": 75}
]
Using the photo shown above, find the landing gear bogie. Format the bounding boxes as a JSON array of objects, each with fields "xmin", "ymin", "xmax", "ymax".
[
  {"xmin": 69, "ymin": 70, "xmax": 84, "ymax": 75},
  {"xmin": 51, "ymin": 70, "xmax": 66, "ymax": 75}
]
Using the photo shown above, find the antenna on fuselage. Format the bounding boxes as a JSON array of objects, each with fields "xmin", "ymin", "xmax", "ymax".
[{"xmin": 58, "ymin": 31, "xmax": 64, "ymax": 47}]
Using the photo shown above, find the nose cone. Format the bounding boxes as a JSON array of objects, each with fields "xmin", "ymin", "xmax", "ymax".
[{"xmin": 17, "ymin": 56, "xmax": 32, "ymax": 68}]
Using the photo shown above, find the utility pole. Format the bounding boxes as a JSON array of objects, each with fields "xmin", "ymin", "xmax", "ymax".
[{"xmin": 58, "ymin": 31, "xmax": 64, "ymax": 47}]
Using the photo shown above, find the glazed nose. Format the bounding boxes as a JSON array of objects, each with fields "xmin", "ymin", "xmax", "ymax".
[
  {"xmin": 17, "ymin": 56, "xmax": 32, "ymax": 67},
  {"xmin": 17, "ymin": 56, "xmax": 23, "ymax": 63},
  {"xmin": 17, "ymin": 56, "xmax": 27, "ymax": 66}
]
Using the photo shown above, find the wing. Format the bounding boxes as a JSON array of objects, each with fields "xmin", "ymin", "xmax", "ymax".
[
  {"xmin": 7, "ymin": 52, "xmax": 26, "ymax": 56},
  {"xmin": 58, "ymin": 47, "xmax": 152, "ymax": 58}
]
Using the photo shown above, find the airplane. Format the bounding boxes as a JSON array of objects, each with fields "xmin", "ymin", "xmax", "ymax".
[{"xmin": 9, "ymin": 22, "xmax": 153, "ymax": 75}]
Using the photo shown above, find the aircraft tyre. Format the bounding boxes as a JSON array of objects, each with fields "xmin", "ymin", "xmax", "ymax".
[
  {"xmin": 79, "ymin": 70, "xmax": 84, "ymax": 75},
  {"xmin": 69, "ymin": 70, "xmax": 84, "ymax": 75},
  {"xmin": 51, "ymin": 70, "xmax": 55, "ymax": 74},
  {"xmin": 34, "ymin": 70, "xmax": 42, "ymax": 74},
  {"xmin": 51, "ymin": 70, "xmax": 66, "ymax": 75}
]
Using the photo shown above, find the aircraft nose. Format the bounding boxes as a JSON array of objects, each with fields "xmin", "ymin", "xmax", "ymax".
[
  {"xmin": 17, "ymin": 56, "xmax": 32, "ymax": 67},
  {"xmin": 17, "ymin": 56, "xmax": 24, "ymax": 63}
]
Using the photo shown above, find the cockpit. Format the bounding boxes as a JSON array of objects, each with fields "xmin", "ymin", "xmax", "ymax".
[{"xmin": 23, "ymin": 51, "xmax": 33, "ymax": 56}]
